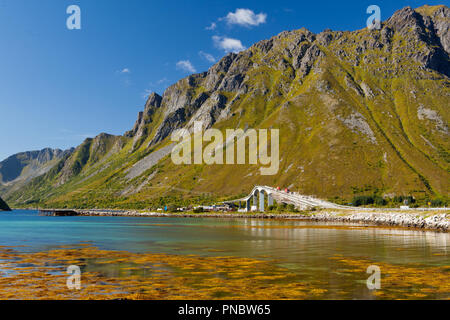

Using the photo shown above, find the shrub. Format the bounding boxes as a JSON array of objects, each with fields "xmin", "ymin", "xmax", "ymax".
[
  {"xmin": 374, "ymin": 196, "xmax": 387, "ymax": 206},
  {"xmin": 287, "ymin": 204, "xmax": 297, "ymax": 212},
  {"xmin": 352, "ymin": 195, "xmax": 374, "ymax": 207},
  {"xmin": 394, "ymin": 196, "xmax": 415, "ymax": 204},
  {"xmin": 407, "ymin": 196, "xmax": 416, "ymax": 204},
  {"xmin": 431, "ymin": 199, "xmax": 445, "ymax": 207},
  {"xmin": 193, "ymin": 207, "xmax": 204, "ymax": 213},
  {"xmin": 277, "ymin": 203, "xmax": 287, "ymax": 212}
]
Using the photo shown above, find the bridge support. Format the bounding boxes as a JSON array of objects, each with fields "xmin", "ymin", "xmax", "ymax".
[
  {"xmin": 268, "ymin": 194, "xmax": 273, "ymax": 207},
  {"xmin": 223, "ymin": 186, "xmax": 344, "ymax": 214},
  {"xmin": 259, "ymin": 190, "xmax": 265, "ymax": 212}
]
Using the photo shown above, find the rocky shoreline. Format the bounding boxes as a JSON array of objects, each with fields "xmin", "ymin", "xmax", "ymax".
[
  {"xmin": 309, "ymin": 210, "xmax": 449, "ymax": 232},
  {"xmin": 39, "ymin": 208, "xmax": 450, "ymax": 232}
]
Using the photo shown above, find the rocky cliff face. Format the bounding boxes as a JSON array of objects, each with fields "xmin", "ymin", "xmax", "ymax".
[
  {"xmin": 0, "ymin": 148, "xmax": 71, "ymax": 184},
  {"xmin": 0, "ymin": 148, "xmax": 74, "ymax": 197},
  {"xmin": 4, "ymin": 5, "xmax": 450, "ymax": 208},
  {"xmin": 55, "ymin": 133, "xmax": 125, "ymax": 187},
  {"xmin": 125, "ymin": 93, "xmax": 163, "ymax": 150},
  {"xmin": 125, "ymin": 6, "xmax": 449, "ymax": 148}
]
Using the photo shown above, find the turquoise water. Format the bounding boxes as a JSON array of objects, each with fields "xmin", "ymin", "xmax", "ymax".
[{"xmin": 1, "ymin": 210, "xmax": 448, "ymax": 265}]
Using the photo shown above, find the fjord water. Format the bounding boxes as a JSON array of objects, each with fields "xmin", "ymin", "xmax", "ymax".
[{"xmin": 1, "ymin": 210, "xmax": 449, "ymax": 299}]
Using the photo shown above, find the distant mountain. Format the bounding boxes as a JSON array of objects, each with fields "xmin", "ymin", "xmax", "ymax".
[
  {"xmin": 4, "ymin": 5, "xmax": 449, "ymax": 209},
  {"xmin": 0, "ymin": 196, "xmax": 11, "ymax": 211},
  {"xmin": 0, "ymin": 148, "xmax": 74, "ymax": 198}
]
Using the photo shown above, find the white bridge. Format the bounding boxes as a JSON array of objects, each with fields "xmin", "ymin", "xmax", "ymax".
[{"xmin": 224, "ymin": 186, "xmax": 348, "ymax": 212}]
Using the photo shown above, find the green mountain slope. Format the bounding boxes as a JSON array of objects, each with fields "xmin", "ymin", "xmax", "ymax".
[{"xmin": 4, "ymin": 5, "xmax": 449, "ymax": 209}]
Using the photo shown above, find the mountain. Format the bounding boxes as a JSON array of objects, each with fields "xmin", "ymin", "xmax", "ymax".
[
  {"xmin": 0, "ymin": 148, "xmax": 74, "ymax": 198},
  {"xmin": 0, "ymin": 196, "xmax": 11, "ymax": 211},
  {"xmin": 4, "ymin": 5, "xmax": 449, "ymax": 209}
]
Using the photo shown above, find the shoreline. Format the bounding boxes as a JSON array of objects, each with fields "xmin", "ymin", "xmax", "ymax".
[{"xmin": 36, "ymin": 208, "xmax": 450, "ymax": 232}]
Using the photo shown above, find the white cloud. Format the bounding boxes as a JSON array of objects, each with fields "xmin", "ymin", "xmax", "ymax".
[
  {"xmin": 199, "ymin": 51, "xmax": 216, "ymax": 63},
  {"xmin": 206, "ymin": 22, "xmax": 217, "ymax": 30},
  {"xmin": 142, "ymin": 78, "xmax": 171, "ymax": 99},
  {"xmin": 156, "ymin": 77, "xmax": 169, "ymax": 85},
  {"xmin": 176, "ymin": 60, "xmax": 196, "ymax": 73},
  {"xmin": 225, "ymin": 8, "xmax": 267, "ymax": 27},
  {"xmin": 213, "ymin": 36, "xmax": 246, "ymax": 53},
  {"xmin": 116, "ymin": 68, "xmax": 132, "ymax": 86}
]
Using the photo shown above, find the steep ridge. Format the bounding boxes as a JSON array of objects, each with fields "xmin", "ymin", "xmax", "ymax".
[
  {"xmin": 5, "ymin": 5, "xmax": 449, "ymax": 209},
  {"xmin": 0, "ymin": 148, "xmax": 74, "ymax": 198}
]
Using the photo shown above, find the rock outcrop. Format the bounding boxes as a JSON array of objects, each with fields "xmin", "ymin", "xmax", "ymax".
[
  {"xmin": 0, "ymin": 196, "xmax": 11, "ymax": 211},
  {"xmin": 123, "ymin": 6, "xmax": 449, "ymax": 151},
  {"xmin": 0, "ymin": 148, "xmax": 72, "ymax": 184},
  {"xmin": 0, "ymin": 148, "xmax": 74, "ymax": 198}
]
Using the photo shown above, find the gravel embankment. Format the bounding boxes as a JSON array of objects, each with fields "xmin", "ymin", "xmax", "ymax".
[
  {"xmin": 309, "ymin": 210, "xmax": 449, "ymax": 231},
  {"xmin": 64, "ymin": 209, "xmax": 450, "ymax": 232}
]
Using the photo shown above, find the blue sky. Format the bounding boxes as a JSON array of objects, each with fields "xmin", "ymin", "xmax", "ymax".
[{"xmin": 0, "ymin": 0, "xmax": 447, "ymax": 161}]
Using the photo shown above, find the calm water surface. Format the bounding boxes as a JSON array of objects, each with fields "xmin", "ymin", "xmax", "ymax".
[{"xmin": 1, "ymin": 210, "xmax": 449, "ymax": 299}]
